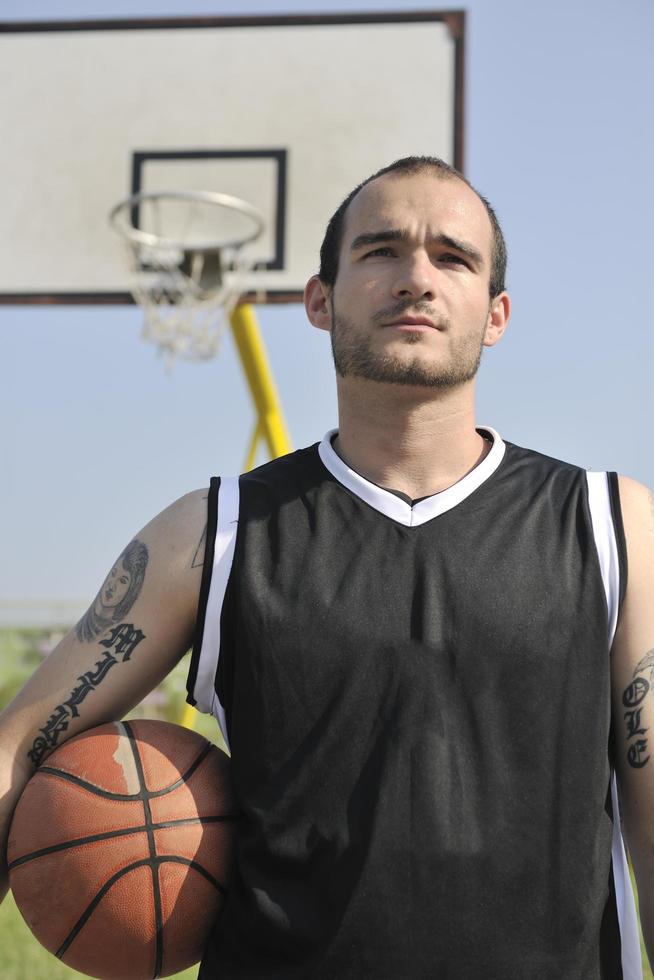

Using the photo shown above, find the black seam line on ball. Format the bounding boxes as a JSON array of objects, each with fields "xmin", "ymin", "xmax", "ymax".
[
  {"xmin": 7, "ymin": 813, "xmax": 243, "ymax": 870},
  {"xmin": 123, "ymin": 721, "xmax": 164, "ymax": 980},
  {"xmin": 54, "ymin": 856, "xmax": 229, "ymax": 960},
  {"xmin": 36, "ymin": 741, "xmax": 215, "ymax": 801},
  {"xmin": 155, "ymin": 855, "xmax": 228, "ymax": 896}
]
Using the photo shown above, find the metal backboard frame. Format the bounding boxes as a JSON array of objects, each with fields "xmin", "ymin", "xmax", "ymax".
[{"xmin": 0, "ymin": 12, "xmax": 465, "ymax": 305}]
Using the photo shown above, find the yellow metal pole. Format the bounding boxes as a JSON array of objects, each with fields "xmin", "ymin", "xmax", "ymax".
[
  {"xmin": 179, "ymin": 702, "xmax": 196, "ymax": 730},
  {"xmin": 229, "ymin": 303, "xmax": 292, "ymax": 460},
  {"xmin": 244, "ymin": 418, "xmax": 264, "ymax": 472}
]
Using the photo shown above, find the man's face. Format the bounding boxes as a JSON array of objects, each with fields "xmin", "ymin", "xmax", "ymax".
[{"xmin": 326, "ymin": 172, "xmax": 503, "ymax": 389}]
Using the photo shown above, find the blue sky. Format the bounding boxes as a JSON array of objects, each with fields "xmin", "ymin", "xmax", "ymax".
[{"xmin": 2, "ymin": 0, "xmax": 653, "ymax": 620}]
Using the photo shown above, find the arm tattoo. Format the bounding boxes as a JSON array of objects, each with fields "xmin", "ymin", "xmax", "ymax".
[
  {"xmin": 76, "ymin": 538, "xmax": 148, "ymax": 642},
  {"xmin": 633, "ymin": 649, "xmax": 654, "ymax": 682},
  {"xmin": 27, "ymin": 623, "xmax": 146, "ymax": 767},
  {"xmin": 622, "ymin": 649, "xmax": 654, "ymax": 769},
  {"xmin": 191, "ymin": 523, "xmax": 207, "ymax": 569}
]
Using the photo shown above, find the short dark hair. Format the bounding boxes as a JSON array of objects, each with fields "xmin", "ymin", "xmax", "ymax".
[{"xmin": 318, "ymin": 156, "xmax": 507, "ymax": 299}]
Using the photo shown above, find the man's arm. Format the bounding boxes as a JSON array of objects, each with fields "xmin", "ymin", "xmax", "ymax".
[
  {"xmin": 0, "ymin": 487, "xmax": 209, "ymax": 904},
  {"xmin": 612, "ymin": 475, "xmax": 654, "ymax": 963}
]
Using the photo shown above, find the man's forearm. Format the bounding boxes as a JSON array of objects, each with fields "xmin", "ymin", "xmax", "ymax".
[{"xmin": 0, "ymin": 734, "xmax": 35, "ymax": 904}]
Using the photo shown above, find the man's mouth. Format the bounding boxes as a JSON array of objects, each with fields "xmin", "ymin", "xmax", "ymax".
[{"xmin": 384, "ymin": 316, "xmax": 439, "ymax": 330}]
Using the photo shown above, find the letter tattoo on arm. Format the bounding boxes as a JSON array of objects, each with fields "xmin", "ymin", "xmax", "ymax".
[
  {"xmin": 622, "ymin": 651, "xmax": 654, "ymax": 769},
  {"xmin": 26, "ymin": 624, "xmax": 146, "ymax": 767},
  {"xmin": 76, "ymin": 539, "xmax": 148, "ymax": 642}
]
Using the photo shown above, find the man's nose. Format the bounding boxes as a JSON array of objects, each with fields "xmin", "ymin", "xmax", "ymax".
[{"xmin": 392, "ymin": 253, "xmax": 437, "ymax": 301}]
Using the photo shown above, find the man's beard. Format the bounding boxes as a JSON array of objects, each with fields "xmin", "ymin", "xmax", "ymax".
[{"xmin": 329, "ymin": 304, "xmax": 487, "ymax": 390}]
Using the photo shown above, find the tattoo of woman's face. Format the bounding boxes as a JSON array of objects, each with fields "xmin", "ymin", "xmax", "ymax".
[
  {"xmin": 75, "ymin": 539, "xmax": 149, "ymax": 642},
  {"xmin": 98, "ymin": 563, "xmax": 132, "ymax": 611}
]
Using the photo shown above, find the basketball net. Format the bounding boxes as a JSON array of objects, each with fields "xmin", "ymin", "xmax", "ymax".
[
  {"xmin": 109, "ymin": 191, "xmax": 265, "ymax": 366},
  {"xmin": 124, "ymin": 241, "xmax": 256, "ymax": 363}
]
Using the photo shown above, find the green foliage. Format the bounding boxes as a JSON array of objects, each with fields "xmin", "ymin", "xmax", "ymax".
[{"xmin": 0, "ymin": 629, "xmax": 66, "ymax": 708}]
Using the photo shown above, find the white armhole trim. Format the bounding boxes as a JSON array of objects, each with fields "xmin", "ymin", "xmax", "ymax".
[
  {"xmin": 611, "ymin": 775, "xmax": 643, "ymax": 979},
  {"xmin": 586, "ymin": 471, "xmax": 620, "ymax": 642},
  {"xmin": 586, "ymin": 471, "xmax": 642, "ymax": 980},
  {"xmin": 192, "ymin": 475, "xmax": 239, "ymax": 750}
]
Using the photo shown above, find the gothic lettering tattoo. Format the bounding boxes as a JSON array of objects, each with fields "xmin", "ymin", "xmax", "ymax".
[
  {"xmin": 622, "ymin": 677, "xmax": 650, "ymax": 708},
  {"xmin": 623, "ymin": 653, "xmax": 654, "ymax": 770},
  {"xmin": 27, "ymin": 623, "xmax": 146, "ymax": 767},
  {"xmin": 627, "ymin": 740, "xmax": 651, "ymax": 769},
  {"xmin": 76, "ymin": 539, "xmax": 148, "ymax": 642},
  {"xmin": 624, "ymin": 708, "xmax": 647, "ymax": 739}
]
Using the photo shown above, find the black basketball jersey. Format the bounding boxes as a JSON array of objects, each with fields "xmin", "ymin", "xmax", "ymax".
[{"xmin": 186, "ymin": 429, "xmax": 642, "ymax": 980}]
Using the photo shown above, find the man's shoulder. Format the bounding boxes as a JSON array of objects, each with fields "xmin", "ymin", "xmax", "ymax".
[
  {"xmin": 617, "ymin": 474, "xmax": 654, "ymax": 536},
  {"xmin": 502, "ymin": 441, "xmax": 652, "ymax": 513},
  {"xmin": 237, "ymin": 442, "xmax": 322, "ymax": 484},
  {"xmin": 500, "ymin": 441, "xmax": 654, "ymax": 542},
  {"xmin": 501, "ymin": 436, "xmax": 589, "ymax": 480},
  {"xmin": 202, "ymin": 445, "xmax": 325, "ymax": 527},
  {"xmin": 142, "ymin": 488, "xmax": 210, "ymax": 565},
  {"xmin": 159, "ymin": 487, "xmax": 210, "ymax": 525}
]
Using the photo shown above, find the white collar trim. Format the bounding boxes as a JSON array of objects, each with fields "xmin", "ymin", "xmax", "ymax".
[{"xmin": 318, "ymin": 427, "xmax": 506, "ymax": 528}]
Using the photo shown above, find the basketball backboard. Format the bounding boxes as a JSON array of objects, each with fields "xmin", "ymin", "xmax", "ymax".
[{"xmin": 0, "ymin": 12, "xmax": 464, "ymax": 305}]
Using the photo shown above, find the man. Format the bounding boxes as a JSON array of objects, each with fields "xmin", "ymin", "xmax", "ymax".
[{"xmin": 1, "ymin": 157, "xmax": 653, "ymax": 979}]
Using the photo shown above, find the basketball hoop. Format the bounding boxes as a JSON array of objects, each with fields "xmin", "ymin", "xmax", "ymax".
[{"xmin": 109, "ymin": 190, "xmax": 265, "ymax": 363}]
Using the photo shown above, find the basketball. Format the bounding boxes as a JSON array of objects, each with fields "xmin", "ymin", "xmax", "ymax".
[{"xmin": 7, "ymin": 720, "xmax": 239, "ymax": 980}]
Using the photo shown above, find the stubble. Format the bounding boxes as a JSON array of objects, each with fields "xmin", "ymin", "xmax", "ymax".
[{"xmin": 329, "ymin": 302, "xmax": 487, "ymax": 390}]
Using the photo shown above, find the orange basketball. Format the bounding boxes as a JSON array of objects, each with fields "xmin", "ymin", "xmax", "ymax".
[{"xmin": 8, "ymin": 719, "xmax": 239, "ymax": 980}]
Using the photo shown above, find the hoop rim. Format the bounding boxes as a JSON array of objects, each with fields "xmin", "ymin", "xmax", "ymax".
[{"xmin": 108, "ymin": 189, "xmax": 265, "ymax": 253}]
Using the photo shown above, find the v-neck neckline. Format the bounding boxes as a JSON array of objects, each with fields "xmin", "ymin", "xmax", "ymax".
[{"xmin": 317, "ymin": 427, "xmax": 506, "ymax": 528}]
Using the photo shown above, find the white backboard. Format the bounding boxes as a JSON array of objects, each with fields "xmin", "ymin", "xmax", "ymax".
[{"xmin": 0, "ymin": 13, "xmax": 464, "ymax": 304}]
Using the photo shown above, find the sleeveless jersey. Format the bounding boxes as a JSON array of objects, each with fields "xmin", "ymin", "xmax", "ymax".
[{"xmin": 186, "ymin": 429, "xmax": 642, "ymax": 980}]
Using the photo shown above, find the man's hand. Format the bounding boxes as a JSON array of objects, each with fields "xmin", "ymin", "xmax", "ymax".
[
  {"xmin": 0, "ymin": 487, "xmax": 209, "ymax": 903},
  {"xmin": 612, "ymin": 475, "xmax": 654, "ymax": 964}
]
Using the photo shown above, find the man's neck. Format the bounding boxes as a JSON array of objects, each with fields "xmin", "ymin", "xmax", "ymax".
[{"xmin": 333, "ymin": 379, "xmax": 489, "ymax": 500}]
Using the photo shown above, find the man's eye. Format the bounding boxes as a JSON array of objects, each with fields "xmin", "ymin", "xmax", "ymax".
[
  {"xmin": 364, "ymin": 247, "xmax": 394, "ymax": 258},
  {"xmin": 440, "ymin": 253, "xmax": 468, "ymax": 266}
]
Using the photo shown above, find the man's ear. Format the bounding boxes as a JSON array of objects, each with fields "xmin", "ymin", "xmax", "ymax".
[
  {"xmin": 483, "ymin": 291, "xmax": 511, "ymax": 348},
  {"xmin": 304, "ymin": 276, "xmax": 332, "ymax": 332}
]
